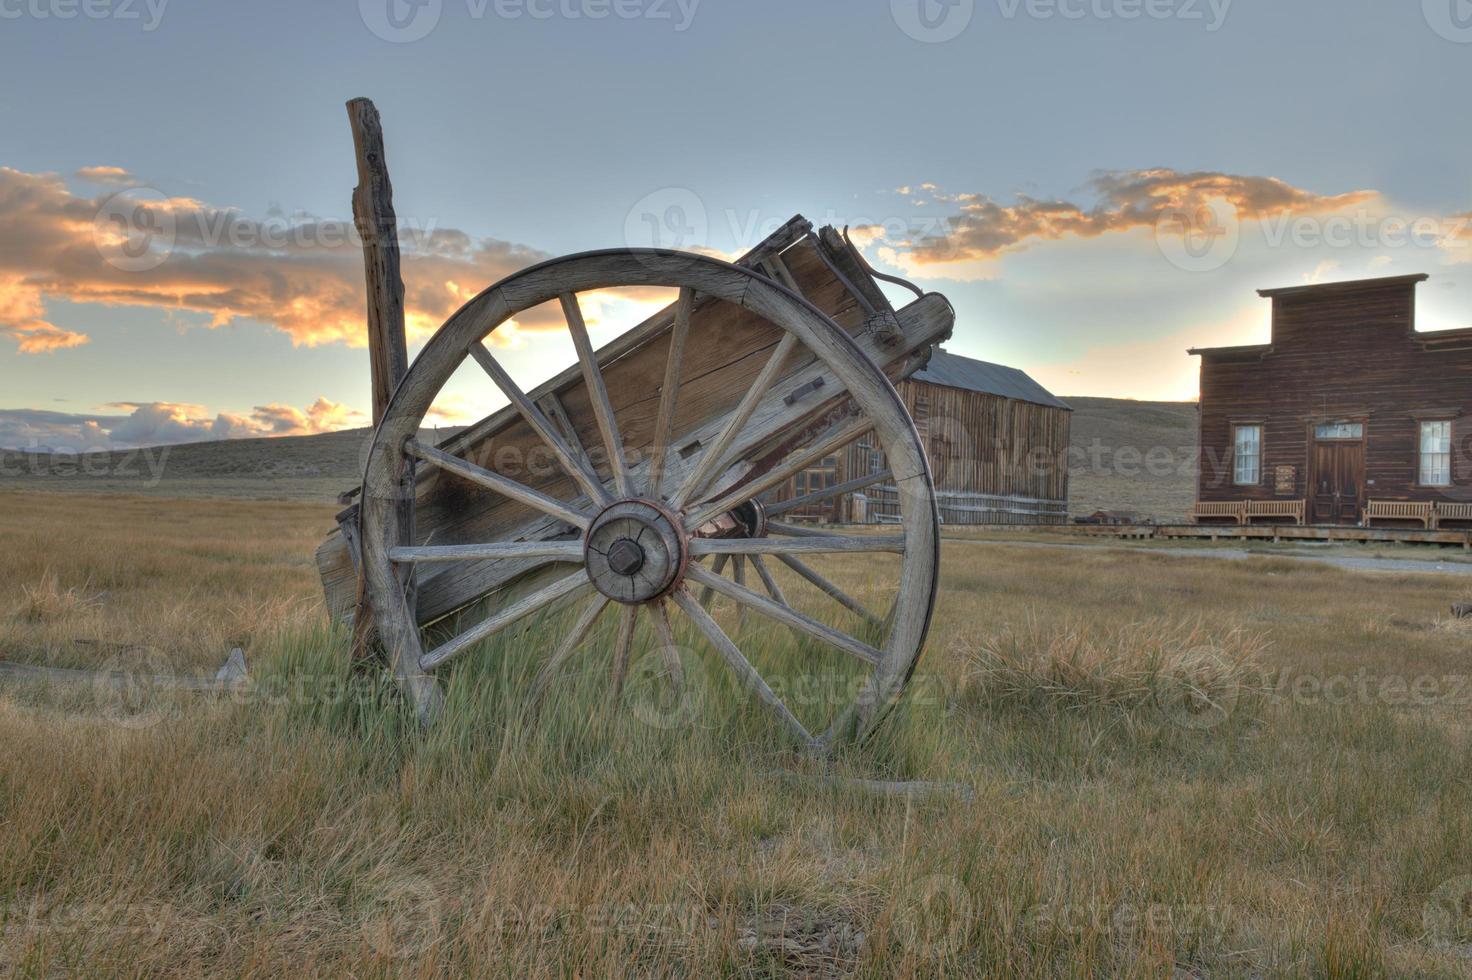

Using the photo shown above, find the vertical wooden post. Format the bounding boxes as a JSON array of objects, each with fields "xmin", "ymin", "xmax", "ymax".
[
  {"xmin": 347, "ymin": 97, "xmax": 410, "ymax": 425},
  {"xmin": 344, "ymin": 98, "xmax": 438, "ymax": 724}
]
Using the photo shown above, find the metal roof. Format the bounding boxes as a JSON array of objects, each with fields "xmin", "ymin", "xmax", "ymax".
[{"xmin": 912, "ymin": 348, "xmax": 1071, "ymax": 411}]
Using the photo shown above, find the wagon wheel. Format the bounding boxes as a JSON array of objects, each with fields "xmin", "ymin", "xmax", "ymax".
[{"xmin": 360, "ymin": 250, "xmax": 939, "ymax": 751}]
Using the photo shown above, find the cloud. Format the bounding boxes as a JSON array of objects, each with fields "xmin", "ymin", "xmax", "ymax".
[
  {"xmin": 864, "ymin": 168, "xmax": 1378, "ymax": 280},
  {"xmin": 0, "ymin": 166, "xmax": 677, "ymax": 355},
  {"xmin": 75, "ymin": 166, "xmax": 140, "ymax": 186},
  {"xmin": 0, "ymin": 397, "xmax": 366, "ymax": 452}
]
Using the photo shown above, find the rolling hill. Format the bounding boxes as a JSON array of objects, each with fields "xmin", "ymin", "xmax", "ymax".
[{"xmin": 0, "ymin": 400, "xmax": 1199, "ymax": 520}]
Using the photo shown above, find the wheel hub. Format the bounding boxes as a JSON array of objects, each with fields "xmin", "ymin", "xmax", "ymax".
[{"xmin": 584, "ymin": 500, "xmax": 687, "ymax": 603}]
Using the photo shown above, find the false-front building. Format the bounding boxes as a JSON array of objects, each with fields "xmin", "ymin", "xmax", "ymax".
[
  {"xmin": 1189, "ymin": 274, "xmax": 1472, "ymax": 528},
  {"xmin": 768, "ymin": 348, "xmax": 1072, "ymax": 525}
]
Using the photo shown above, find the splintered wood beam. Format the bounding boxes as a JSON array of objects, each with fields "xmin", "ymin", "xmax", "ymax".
[
  {"xmin": 347, "ymin": 97, "xmax": 408, "ymax": 426},
  {"xmin": 346, "ymin": 96, "xmax": 418, "ymax": 686}
]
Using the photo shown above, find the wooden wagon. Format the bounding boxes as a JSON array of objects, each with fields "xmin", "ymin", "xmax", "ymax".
[{"xmin": 317, "ymin": 106, "xmax": 955, "ymax": 751}]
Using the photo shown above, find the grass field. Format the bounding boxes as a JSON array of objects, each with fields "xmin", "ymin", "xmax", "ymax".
[
  {"xmin": 4, "ymin": 489, "xmax": 1472, "ymax": 976},
  {"xmin": 0, "ymin": 397, "xmax": 1201, "ymax": 521}
]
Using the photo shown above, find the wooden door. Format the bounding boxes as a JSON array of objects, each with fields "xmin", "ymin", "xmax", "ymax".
[{"xmin": 1311, "ymin": 442, "xmax": 1365, "ymax": 524}]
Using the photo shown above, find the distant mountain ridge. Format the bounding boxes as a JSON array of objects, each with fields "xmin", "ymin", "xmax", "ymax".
[{"xmin": 1, "ymin": 401, "xmax": 1199, "ymax": 519}]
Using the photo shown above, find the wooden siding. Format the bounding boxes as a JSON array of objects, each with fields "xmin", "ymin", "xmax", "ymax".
[
  {"xmin": 768, "ymin": 379, "xmax": 1071, "ymax": 524},
  {"xmin": 1196, "ymin": 278, "xmax": 1472, "ymax": 514}
]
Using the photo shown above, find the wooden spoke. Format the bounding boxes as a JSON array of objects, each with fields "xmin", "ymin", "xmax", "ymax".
[
  {"xmin": 689, "ymin": 535, "xmax": 904, "ymax": 556},
  {"xmin": 468, "ymin": 342, "xmax": 611, "ymax": 507},
  {"xmin": 685, "ymin": 417, "xmax": 873, "ymax": 529},
  {"xmin": 648, "ymin": 599, "xmax": 687, "ymax": 692},
  {"xmin": 645, "ymin": 287, "xmax": 694, "ymax": 500},
  {"xmin": 766, "ymin": 469, "xmax": 893, "ymax": 518},
  {"xmin": 749, "ymin": 555, "xmax": 788, "ymax": 607},
  {"xmin": 670, "ymin": 588, "xmax": 813, "ymax": 746},
  {"xmin": 774, "ymin": 555, "xmax": 883, "ymax": 627},
  {"xmin": 670, "ymin": 333, "xmax": 799, "ymax": 509},
  {"xmin": 697, "ymin": 553, "xmax": 729, "ymax": 608},
  {"xmin": 525, "ymin": 594, "xmax": 611, "ymax": 715},
  {"xmin": 389, "ymin": 541, "xmax": 584, "ymax": 564},
  {"xmin": 406, "ymin": 439, "xmax": 591, "ymax": 530},
  {"xmin": 684, "ymin": 564, "xmax": 882, "ymax": 666},
  {"xmin": 561, "ymin": 292, "xmax": 633, "ymax": 498},
  {"xmin": 732, "ymin": 556, "xmax": 748, "ymax": 630},
  {"xmin": 420, "ymin": 568, "xmax": 592, "ymax": 671},
  {"xmin": 609, "ymin": 604, "xmax": 639, "ymax": 699}
]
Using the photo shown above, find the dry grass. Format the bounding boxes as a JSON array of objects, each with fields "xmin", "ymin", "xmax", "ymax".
[{"xmin": 2, "ymin": 490, "xmax": 1472, "ymax": 976}]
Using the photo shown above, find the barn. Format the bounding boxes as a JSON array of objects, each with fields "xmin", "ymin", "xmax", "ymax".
[
  {"xmin": 1189, "ymin": 273, "xmax": 1472, "ymax": 529},
  {"xmin": 767, "ymin": 347, "xmax": 1072, "ymax": 525}
]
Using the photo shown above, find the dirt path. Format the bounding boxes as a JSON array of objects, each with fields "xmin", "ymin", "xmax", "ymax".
[{"xmin": 943, "ymin": 536, "xmax": 1472, "ymax": 577}]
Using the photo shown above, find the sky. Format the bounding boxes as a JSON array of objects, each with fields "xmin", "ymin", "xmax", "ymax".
[{"xmin": 2, "ymin": 0, "xmax": 1471, "ymax": 451}]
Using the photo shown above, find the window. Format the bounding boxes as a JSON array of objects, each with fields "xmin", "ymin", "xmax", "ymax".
[
  {"xmin": 1233, "ymin": 424, "xmax": 1262, "ymax": 485},
  {"xmin": 1420, "ymin": 420, "xmax": 1452, "ymax": 486},
  {"xmin": 1314, "ymin": 422, "xmax": 1363, "ymax": 440}
]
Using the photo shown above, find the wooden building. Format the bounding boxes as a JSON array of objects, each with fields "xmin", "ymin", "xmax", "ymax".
[
  {"xmin": 1190, "ymin": 273, "xmax": 1472, "ymax": 528},
  {"xmin": 768, "ymin": 348, "xmax": 1072, "ymax": 524}
]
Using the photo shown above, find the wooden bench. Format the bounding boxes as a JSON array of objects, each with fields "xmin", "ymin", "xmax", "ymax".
[
  {"xmin": 1190, "ymin": 501, "xmax": 1245, "ymax": 525},
  {"xmin": 1245, "ymin": 500, "xmax": 1305, "ymax": 525},
  {"xmin": 1434, "ymin": 502, "xmax": 1472, "ymax": 529},
  {"xmin": 1363, "ymin": 500, "xmax": 1434, "ymax": 529}
]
